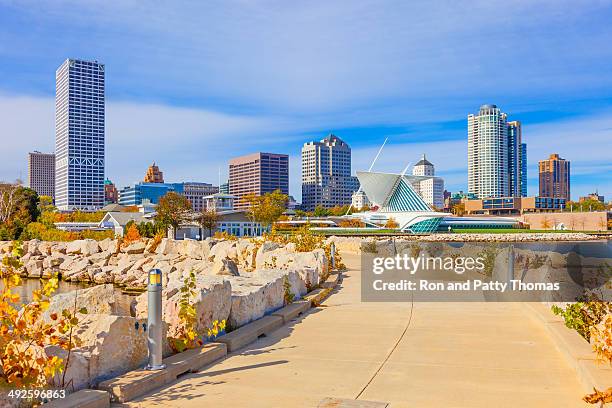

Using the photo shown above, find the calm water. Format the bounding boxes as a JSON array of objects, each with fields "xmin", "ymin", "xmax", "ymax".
[{"xmin": 1, "ymin": 279, "xmax": 137, "ymax": 315}]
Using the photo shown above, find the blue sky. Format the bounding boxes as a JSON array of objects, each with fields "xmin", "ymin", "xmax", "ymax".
[{"xmin": 1, "ymin": 0, "xmax": 611, "ymax": 201}]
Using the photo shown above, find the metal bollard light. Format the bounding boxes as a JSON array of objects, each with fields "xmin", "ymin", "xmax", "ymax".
[
  {"xmin": 330, "ymin": 242, "xmax": 336, "ymax": 270},
  {"xmin": 146, "ymin": 269, "xmax": 166, "ymax": 370}
]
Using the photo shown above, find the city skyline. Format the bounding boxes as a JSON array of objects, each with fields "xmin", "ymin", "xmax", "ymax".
[{"xmin": 1, "ymin": 1, "xmax": 611, "ymax": 201}]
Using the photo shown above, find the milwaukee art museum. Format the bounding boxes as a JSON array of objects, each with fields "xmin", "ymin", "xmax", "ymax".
[{"xmin": 350, "ymin": 171, "xmax": 517, "ymax": 233}]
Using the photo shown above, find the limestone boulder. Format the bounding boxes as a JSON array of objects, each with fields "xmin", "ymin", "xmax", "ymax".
[
  {"xmin": 254, "ymin": 241, "xmax": 281, "ymax": 267},
  {"xmin": 210, "ymin": 257, "xmax": 239, "ymax": 276},
  {"xmin": 65, "ymin": 240, "xmax": 82, "ymax": 255},
  {"xmin": 225, "ymin": 274, "xmax": 286, "ymax": 328},
  {"xmin": 42, "ymin": 284, "xmax": 131, "ymax": 321},
  {"xmin": 97, "ymin": 238, "xmax": 115, "ymax": 253},
  {"xmin": 45, "ymin": 345, "xmax": 91, "ymax": 390},
  {"xmin": 65, "ymin": 239, "xmax": 99, "ymax": 256},
  {"xmin": 255, "ymin": 269, "xmax": 305, "ymax": 299},
  {"xmin": 72, "ymin": 314, "xmax": 150, "ymax": 385},
  {"xmin": 24, "ymin": 257, "xmax": 44, "ymax": 278},
  {"xmin": 122, "ymin": 240, "xmax": 146, "ymax": 254},
  {"xmin": 60, "ymin": 257, "xmax": 90, "ymax": 280},
  {"xmin": 156, "ymin": 238, "xmax": 180, "ymax": 256},
  {"xmin": 325, "ymin": 236, "xmax": 365, "ymax": 254},
  {"xmin": 92, "ymin": 265, "xmax": 116, "ymax": 284},
  {"xmin": 236, "ymin": 239, "xmax": 258, "ymax": 270},
  {"xmin": 134, "ymin": 275, "xmax": 231, "ymax": 339},
  {"xmin": 208, "ymin": 240, "xmax": 238, "ymax": 262},
  {"xmin": 25, "ymin": 239, "xmax": 42, "ymax": 256},
  {"xmin": 81, "ymin": 239, "xmax": 100, "ymax": 256},
  {"xmin": 256, "ymin": 247, "xmax": 327, "ymax": 285},
  {"xmin": 178, "ymin": 239, "xmax": 206, "ymax": 259},
  {"xmin": 89, "ymin": 250, "xmax": 112, "ymax": 267},
  {"xmin": 43, "ymin": 253, "xmax": 64, "ymax": 269}
]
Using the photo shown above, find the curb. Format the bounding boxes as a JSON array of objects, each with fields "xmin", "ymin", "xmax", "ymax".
[
  {"xmin": 522, "ymin": 302, "xmax": 612, "ymax": 392},
  {"xmin": 75, "ymin": 267, "xmax": 345, "ymax": 404},
  {"xmin": 42, "ymin": 389, "xmax": 109, "ymax": 408},
  {"xmin": 304, "ymin": 271, "xmax": 342, "ymax": 306},
  {"xmin": 98, "ymin": 342, "xmax": 227, "ymax": 403}
]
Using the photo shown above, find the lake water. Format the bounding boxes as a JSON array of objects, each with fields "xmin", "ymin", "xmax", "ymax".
[{"xmin": 1, "ymin": 279, "xmax": 138, "ymax": 316}]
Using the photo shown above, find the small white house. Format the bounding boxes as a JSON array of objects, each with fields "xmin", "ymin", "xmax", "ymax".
[{"xmin": 98, "ymin": 212, "xmax": 153, "ymax": 237}]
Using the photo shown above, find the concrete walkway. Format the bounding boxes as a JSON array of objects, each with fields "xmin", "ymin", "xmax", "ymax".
[{"xmin": 123, "ymin": 253, "xmax": 588, "ymax": 408}]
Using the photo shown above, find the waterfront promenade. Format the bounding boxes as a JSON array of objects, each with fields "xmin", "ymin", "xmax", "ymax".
[{"xmin": 123, "ymin": 253, "xmax": 587, "ymax": 408}]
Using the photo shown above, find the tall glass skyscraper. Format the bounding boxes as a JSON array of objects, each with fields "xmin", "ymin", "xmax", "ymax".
[
  {"xmin": 55, "ymin": 59, "xmax": 105, "ymax": 211},
  {"xmin": 468, "ymin": 105, "xmax": 526, "ymax": 198}
]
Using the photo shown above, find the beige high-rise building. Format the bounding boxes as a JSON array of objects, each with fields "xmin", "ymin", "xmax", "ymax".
[
  {"xmin": 28, "ymin": 151, "xmax": 55, "ymax": 199},
  {"xmin": 301, "ymin": 134, "xmax": 359, "ymax": 211},
  {"xmin": 228, "ymin": 152, "xmax": 289, "ymax": 210},
  {"xmin": 144, "ymin": 163, "xmax": 164, "ymax": 183},
  {"xmin": 539, "ymin": 153, "xmax": 570, "ymax": 200}
]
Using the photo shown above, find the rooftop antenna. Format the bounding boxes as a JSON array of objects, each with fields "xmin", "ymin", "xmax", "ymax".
[
  {"xmin": 345, "ymin": 137, "xmax": 389, "ymax": 216},
  {"xmin": 218, "ymin": 167, "xmax": 221, "ymax": 188}
]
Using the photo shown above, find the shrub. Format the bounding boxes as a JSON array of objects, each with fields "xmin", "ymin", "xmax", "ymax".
[
  {"xmin": 477, "ymin": 245, "xmax": 499, "ymax": 277},
  {"xmin": 590, "ymin": 313, "xmax": 612, "ymax": 365},
  {"xmin": 384, "ymin": 218, "xmax": 399, "ymax": 229},
  {"xmin": 283, "ymin": 276, "xmax": 294, "ymax": 305},
  {"xmin": 123, "ymin": 224, "xmax": 141, "ymax": 245},
  {"xmin": 551, "ymin": 299, "xmax": 611, "ymax": 341},
  {"xmin": 338, "ymin": 219, "xmax": 365, "ymax": 228},
  {"xmin": 169, "ymin": 270, "xmax": 226, "ymax": 353},
  {"xmin": 0, "ymin": 242, "xmax": 84, "ymax": 389},
  {"xmin": 213, "ymin": 231, "xmax": 237, "ymax": 241}
]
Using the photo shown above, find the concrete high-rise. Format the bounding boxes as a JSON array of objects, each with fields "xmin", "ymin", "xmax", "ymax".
[
  {"xmin": 28, "ymin": 151, "xmax": 55, "ymax": 199},
  {"xmin": 301, "ymin": 134, "xmax": 359, "ymax": 211},
  {"xmin": 228, "ymin": 152, "xmax": 289, "ymax": 210},
  {"xmin": 468, "ymin": 105, "xmax": 526, "ymax": 199},
  {"xmin": 55, "ymin": 58, "xmax": 105, "ymax": 211},
  {"xmin": 183, "ymin": 182, "xmax": 219, "ymax": 212},
  {"xmin": 411, "ymin": 154, "xmax": 444, "ymax": 209},
  {"xmin": 539, "ymin": 154, "xmax": 570, "ymax": 200}
]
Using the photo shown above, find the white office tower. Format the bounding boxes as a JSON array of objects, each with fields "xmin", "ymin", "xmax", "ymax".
[
  {"xmin": 55, "ymin": 59, "xmax": 105, "ymax": 211},
  {"xmin": 468, "ymin": 105, "xmax": 527, "ymax": 198},
  {"xmin": 468, "ymin": 104, "xmax": 509, "ymax": 198},
  {"xmin": 411, "ymin": 154, "xmax": 444, "ymax": 209}
]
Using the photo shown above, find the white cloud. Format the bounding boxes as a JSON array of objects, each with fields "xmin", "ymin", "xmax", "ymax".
[{"xmin": 2, "ymin": 1, "xmax": 612, "ymax": 113}]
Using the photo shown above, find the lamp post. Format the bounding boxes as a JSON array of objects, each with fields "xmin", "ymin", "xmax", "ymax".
[
  {"xmin": 146, "ymin": 268, "xmax": 165, "ymax": 370},
  {"xmin": 330, "ymin": 242, "xmax": 336, "ymax": 270}
]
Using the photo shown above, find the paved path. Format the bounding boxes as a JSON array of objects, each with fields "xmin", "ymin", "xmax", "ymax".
[{"xmin": 124, "ymin": 253, "xmax": 587, "ymax": 408}]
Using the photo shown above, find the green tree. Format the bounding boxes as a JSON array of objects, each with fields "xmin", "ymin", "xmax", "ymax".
[
  {"xmin": 244, "ymin": 190, "xmax": 288, "ymax": 228},
  {"xmin": 313, "ymin": 205, "xmax": 329, "ymax": 217},
  {"xmin": 197, "ymin": 209, "xmax": 219, "ymax": 239},
  {"xmin": 155, "ymin": 192, "xmax": 192, "ymax": 238},
  {"xmin": 0, "ymin": 183, "xmax": 40, "ymax": 240}
]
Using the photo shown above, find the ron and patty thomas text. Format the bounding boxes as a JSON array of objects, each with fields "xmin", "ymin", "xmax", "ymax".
[{"xmin": 369, "ymin": 254, "xmax": 560, "ymax": 292}]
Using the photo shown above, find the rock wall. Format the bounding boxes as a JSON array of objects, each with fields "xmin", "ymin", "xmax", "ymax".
[
  {"xmin": 325, "ymin": 232, "xmax": 599, "ymax": 254},
  {"xmin": 3, "ymin": 238, "xmax": 330, "ymax": 391}
]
